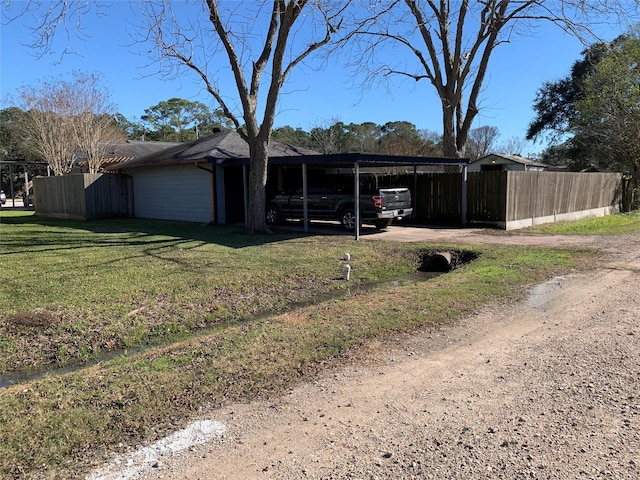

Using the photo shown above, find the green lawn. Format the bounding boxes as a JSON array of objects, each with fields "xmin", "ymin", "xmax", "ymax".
[
  {"xmin": 0, "ymin": 212, "xmax": 428, "ymax": 374},
  {"xmin": 0, "ymin": 210, "xmax": 611, "ymax": 479},
  {"xmin": 526, "ymin": 210, "xmax": 640, "ymax": 235}
]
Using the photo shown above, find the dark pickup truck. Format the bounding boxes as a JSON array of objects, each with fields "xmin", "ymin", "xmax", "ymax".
[{"xmin": 266, "ymin": 185, "xmax": 413, "ymax": 231}]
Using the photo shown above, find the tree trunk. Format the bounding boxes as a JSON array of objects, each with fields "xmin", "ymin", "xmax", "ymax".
[
  {"xmin": 630, "ymin": 162, "xmax": 640, "ymax": 211},
  {"xmin": 442, "ymin": 104, "xmax": 461, "ymax": 158},
  {"xmin": 246, "ymin": 138, "xmax": 269, "ymax": 233}
]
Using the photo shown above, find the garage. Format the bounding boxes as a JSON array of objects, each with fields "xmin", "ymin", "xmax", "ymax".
[{"xmin": 128, "ymin": 165, "xmax": 214, "ymax": 223}]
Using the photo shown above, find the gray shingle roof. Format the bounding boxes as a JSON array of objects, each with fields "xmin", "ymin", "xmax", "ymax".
[
  {"xmin": 109, "ymin": 130, "xmax": 320, "ymax": 170},
  {"xmin": 103, "ymin": 140, "xmax": 181, "ymax": 160}
]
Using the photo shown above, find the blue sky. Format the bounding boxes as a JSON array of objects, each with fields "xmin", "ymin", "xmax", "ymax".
[{"xmin": 0, "ymin": 2, "xmax": 624, "ymax": 156}]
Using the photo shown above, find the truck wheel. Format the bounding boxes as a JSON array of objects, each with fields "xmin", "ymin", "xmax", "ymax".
[
  {"xmin": 340, "ymin": 209, "xmax": 358, "ymax": 231},
  {"xmin": 374, "ymin": 219, "xmax": 393, "ymax": 230},
  {"xmin": 266, "ymin": 204, "xmax": 282, "ymax": 225}
]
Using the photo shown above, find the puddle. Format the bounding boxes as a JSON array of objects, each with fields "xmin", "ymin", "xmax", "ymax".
[{"xmin": 527, "ymin": 274, "xmax": 576, "ymax": 311}]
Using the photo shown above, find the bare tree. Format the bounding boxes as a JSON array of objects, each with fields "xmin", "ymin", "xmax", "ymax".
[
  {"xmin": 8, "ymin": 1, "xmax": 348, "ymax": 233},
  {"xmin": 345, "ymin": 0, "xmax": 639, "ymax": 158},
  {"xmin": 70, "ymin": 72, "xmax": 125, "ymax": 173},
  {"xmin": 135, "ymin": 1, "xmax": 347, "ymax": 233},
  {"xmin": 467, "ymin": 126, "xmax": 500, "ymax": 161},
  {"xmin": 17, "ymin": 71, "xmax": 123, "ymax": 175},
  {"xmin": 77, "ymin": 112, "xmax": 127, "ymax": 174},
  {"xmin": 309, "ymin": 118, "xmax": 349, "ymax": 154},
  {"xmin": 2, "ymin": 1, "xmax": 107, "ymax": 60},
  {"xmin": 18, "ymin": 77, "xmax": 78, "ymax": 175},
  {"xmin": 497, "ymin": 136, "xmax": 529, "ymax": 157}
]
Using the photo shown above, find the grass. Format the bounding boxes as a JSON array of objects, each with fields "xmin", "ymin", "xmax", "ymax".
[
  {"xmin": 526, "ymin": 210, "xmax": 640, "ymax": 235},
  {"xmin": 0, "ymin": 211, "xmax": 420, "ymax": 373},
  {"xmin": 0, "ymin": 209, "xmax": 621, "ymax": 479}
]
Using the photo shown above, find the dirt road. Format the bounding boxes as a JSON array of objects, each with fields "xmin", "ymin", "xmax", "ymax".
[{"xmin": 94, "ymin": 229, "xmax": 640, "ymax": 480}]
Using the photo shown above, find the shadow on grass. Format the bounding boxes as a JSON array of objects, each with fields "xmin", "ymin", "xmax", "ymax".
[{"xmin": 0, "ymin": 213, "xmax": 313, "ymax": 251}]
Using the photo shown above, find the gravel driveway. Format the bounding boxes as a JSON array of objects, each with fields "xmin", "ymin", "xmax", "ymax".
[{"xmin": 93, "ymin": 228, "xmax": 640, "ymax": 480}]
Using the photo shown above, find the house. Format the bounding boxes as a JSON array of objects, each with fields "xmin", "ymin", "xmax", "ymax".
[
  {"xmin": 467, "ymin": 154, "xmax": 548, "ymax": 172},
  {"xmin": 32, "ymin": 134, "xmax": 623, "ymax": 232},
  {"xmin": 108, "ymin": 129, "xmax": 469, "ymax": 229},
  {"xmin": 108, "ymin": 130, "xmax": 322, "ymax": 224}
]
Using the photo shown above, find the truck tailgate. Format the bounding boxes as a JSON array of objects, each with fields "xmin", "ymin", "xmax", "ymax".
[{"xmin": 379, "ymin": 188, "xmax": 411, "ymax": 210}]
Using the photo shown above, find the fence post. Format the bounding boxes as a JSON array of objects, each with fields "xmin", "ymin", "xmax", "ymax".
[{"xmin": 461, "ymin": 165, "xmax": 468, "ymax": 226}]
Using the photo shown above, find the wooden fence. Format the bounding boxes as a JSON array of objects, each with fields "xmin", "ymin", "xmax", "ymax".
[
  {"xmin": 33, "ymin": 173, "xmax": 129, "ymax": 220},
  {"xmin": 400, "ymin": 171, "xmax": 622, "ymax": 229},
  {"xmin": 32, "ymin": 171, "xmax": 622, "ymax": 228},
  {"xmin": 500, "ymin": 171, "xmax": 622, "ymax": 229},
  {"xmin": 398, "ymin": 172, "xmax": 464, "ymax": 224}
]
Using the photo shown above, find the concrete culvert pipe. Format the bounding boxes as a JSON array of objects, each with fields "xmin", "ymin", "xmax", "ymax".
[{"xmin": 423, "ymin": 251, "xmax": 452, "ymax": 272}]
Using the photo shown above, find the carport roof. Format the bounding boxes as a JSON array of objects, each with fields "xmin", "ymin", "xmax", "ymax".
[
  {"xmin": 108, "ymin": 130, "xmax": 468, "ymax": 170},
  {"xmin": 265, "ymin": 152, "xmax": 468, "ymax": 167}
]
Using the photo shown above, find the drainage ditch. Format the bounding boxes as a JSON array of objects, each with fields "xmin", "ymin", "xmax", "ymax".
[{"xmin": 1, "ymin": 249, "xmax": 478, "ymax": 390}]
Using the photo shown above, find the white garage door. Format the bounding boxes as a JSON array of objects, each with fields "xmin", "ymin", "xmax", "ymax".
[{"xmin": 131, "ymin": 165, "xmax": 213, "ymax": 223}]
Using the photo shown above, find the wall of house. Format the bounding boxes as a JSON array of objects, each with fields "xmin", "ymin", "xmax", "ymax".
[
  {"xmin": 467, "ymin": 158, "xmax": 524, "ymax": 172},
  {"xmin": 130, "ymin": 165, "xmax": 213, "ymax": 224}
]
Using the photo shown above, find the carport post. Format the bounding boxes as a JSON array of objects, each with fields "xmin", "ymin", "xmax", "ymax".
[
  {"xmin": 354, "ymin": 162, "xmax": 360, "ymax": 241},
  {"xmin": 24, "ymin": 167, "xmax": 30, "ymax": 208},
  {"xmin": 302, "ymin": 162, "xmax": 308, "ymax": 233},
  {"xmin": 9, "ymin": 164, "xmax": 15, "ymax": 207}
]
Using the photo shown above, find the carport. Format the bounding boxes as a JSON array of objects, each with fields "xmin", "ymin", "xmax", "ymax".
[
  {"xmin": 0, "ymin": 160, "xmax": 51, "ymax": 207},
  {"xmin": 213, "ymin": 152, "xmax": 470, "ymax": 240},
  {"xmin": 107, "ymin": 131, "xmax": 469, "ymax": 233}
]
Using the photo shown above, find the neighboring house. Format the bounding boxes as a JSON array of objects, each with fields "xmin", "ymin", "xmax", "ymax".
[
  {"xmin": 108, "ymin": 130, "xmax": 321, "ymax": 225},
  {"xmin": 468, "ymin": 154, "xmax": 549, "ymax": 172}
]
